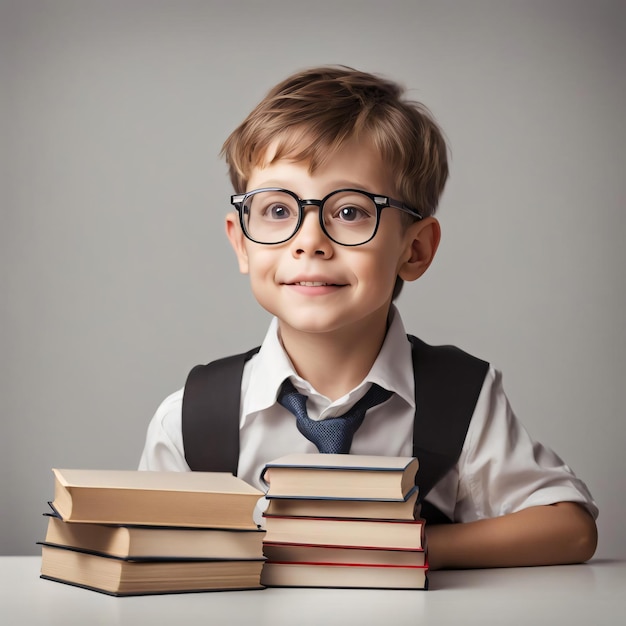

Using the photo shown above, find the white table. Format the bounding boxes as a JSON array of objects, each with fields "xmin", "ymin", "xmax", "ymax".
[{"xmin": 1, "ymin": 556, "xmax": 623, "ymax": 625}]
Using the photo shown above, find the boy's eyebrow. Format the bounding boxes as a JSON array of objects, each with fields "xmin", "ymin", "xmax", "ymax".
[{"xmin": 247, "ymin": 180, "xmax": 380, "ymax": 195}]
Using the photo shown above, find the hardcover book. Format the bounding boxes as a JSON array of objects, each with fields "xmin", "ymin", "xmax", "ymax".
[
  {"xmin": 41, "ymin": 514, "xmax": 265, "ymax": 560},
  {"xmin": 261, "ymin": 453, "xmax": 419, "ymax": 500},
  {"xmin": 40, "ymin": 544, "xmax": 265, "ymax": 596},
  {"xmin": 262, "ymin": 514, "xmax": 425, "ymax": 550},
  {"xmin": 264, "ymin": 487, "xmax": 419, "ymax": 520},
  {"xmin": 50, "ymin": 468, "xmax": 262, "ymax": 529},
  {"xmin": 261, "ymin": 560, "xmax": 429, "ymax": 590},
  {"xmin": 263, "ymin": 541, "xmax": 426, "ymax": 567}
]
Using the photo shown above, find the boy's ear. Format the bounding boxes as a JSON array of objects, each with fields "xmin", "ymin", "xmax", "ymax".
[
  {"xmin": 225, "ymin": 212, "xmax": 250, "ymax": 274},
  {"xmin": 397, "ymin": 217, "xmax": 441, "ymax": 282}
]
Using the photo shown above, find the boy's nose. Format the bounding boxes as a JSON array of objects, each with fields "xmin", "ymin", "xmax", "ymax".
[{"xmin": 290, "ymin": 208, "xmax": 333, "ymax": 258}]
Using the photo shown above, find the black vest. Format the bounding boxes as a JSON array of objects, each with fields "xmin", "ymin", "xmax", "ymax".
[{"xmin": 182, "ymin": 335, "xmax": 489, "ymax": 524}]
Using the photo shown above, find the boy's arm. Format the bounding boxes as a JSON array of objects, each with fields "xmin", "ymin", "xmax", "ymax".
[
  {"xmin": 425, "ymin": 501, "xmax": 597, "ymax": 570},
  {"xmin": 138, "ymin": 390, "xmax": 190, "ymax": 472},
  {"xmin": 428, "ymin": 366, "xmax": 599, "ymax": 570}
]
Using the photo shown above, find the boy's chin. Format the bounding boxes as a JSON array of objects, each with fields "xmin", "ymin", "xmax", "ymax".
[
  {"xmin": 276, "ymin": 316, "xmax": 345, "ymax": 336},
  {"xmin": 275, "ymin": 310, "xmax": 390, "ymax": 339}
]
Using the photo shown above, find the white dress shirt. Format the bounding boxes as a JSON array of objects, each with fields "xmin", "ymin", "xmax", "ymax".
[{"xmin": 138, "ymin": 306, "xmax": 598, "ymax": 524}]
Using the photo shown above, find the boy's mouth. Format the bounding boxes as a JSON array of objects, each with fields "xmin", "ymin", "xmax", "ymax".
[
  {"xmin": 282, "ymin": 279, "xmax": 348, "ymax": 291},
  {"xmin": 282, "ymin": 275, "xmax": 348, "ymax": 289},
  {"xmin": 293, "ymin": 281, "xmax": 336, "ymax": 287}
]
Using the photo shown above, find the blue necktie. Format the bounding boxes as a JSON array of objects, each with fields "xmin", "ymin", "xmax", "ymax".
[{"xmin": 278, "ymin": 379, "xmax": 393, "ymax": 453}]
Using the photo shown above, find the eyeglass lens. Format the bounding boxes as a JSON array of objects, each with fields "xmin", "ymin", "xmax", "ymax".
[{"xmin": 242, "ymin": 190, "xmax": 379, "ymax": 245}]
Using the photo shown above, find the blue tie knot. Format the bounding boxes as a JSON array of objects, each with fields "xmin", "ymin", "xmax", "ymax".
[{"xmin": 278, "ymin": 379, "xmax": 392, "ymax": 454}]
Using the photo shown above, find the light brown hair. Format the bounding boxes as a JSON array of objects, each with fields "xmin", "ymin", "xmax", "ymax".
[{"xmin": 221, "ymin": 65, "xmax": 449, "ymax": 218}]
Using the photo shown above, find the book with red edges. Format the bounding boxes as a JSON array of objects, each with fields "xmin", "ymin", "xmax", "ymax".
[
  {"xmin": 261, "ymin": 559, "xmax": 429, "ymax": 590},
  {"xmin": 262, "ymin": 514, "xmax": 425, "ymax": 550},
  {"xmin": 263, "ymin": 541, "xmax": 426, "ymax": 567}
]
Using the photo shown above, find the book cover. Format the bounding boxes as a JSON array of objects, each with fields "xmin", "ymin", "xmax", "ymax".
[
  {"xmin": 262, "ymin": 541, "xmax": 426, "ymax": 567},
  {"xmin": 40, "ymin": 544, "xmax": 265, "ymax": 596},
  {"xmin": 261, "ymin": 560, "xmax": 429, "ymax": 590},
  {"xmin": 261, "ymin": 453, "xmax": 419, "ymax": 500},
  {"xmin": 262, "ymin": 514, "xmax": 425, "ymax": 550},
  {"xmin": 41, "ymin": 514, "xmax": 265, "ymax": 560},
  {"xmin": 264, "ymin": 486, "xmax": 420, "ymax": 520},
  {"xmin": 50, "ymin": 468, "xmax": 262, "ymax": 529}
]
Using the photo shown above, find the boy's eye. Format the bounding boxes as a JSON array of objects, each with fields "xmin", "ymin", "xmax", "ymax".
[
  {"xmin": 264, "ymin": 203, "xmax": 294, "ymax": 220},
  {"xmin": 330, "ymin": 203, "xmax": 374, "ymax": 223},
  {"xmin": 324, "ymin": 191, "xmax": 377, "ymax": 224},
  {"xmin": 337, "ymin": 206, "xmax": 366, "ymax": 222}
]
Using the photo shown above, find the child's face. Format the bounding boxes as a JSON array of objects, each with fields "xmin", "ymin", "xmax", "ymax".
[{"xmin": 226, "ymin": 139, "xmax": 437, "ymax": 338}]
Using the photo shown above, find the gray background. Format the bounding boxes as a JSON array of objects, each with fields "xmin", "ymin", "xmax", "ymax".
[{"xmin": 2, "ymin": 0, "xmax": 624, "ymax": 557}]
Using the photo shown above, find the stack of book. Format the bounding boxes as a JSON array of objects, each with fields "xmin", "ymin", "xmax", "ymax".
[
  {"xmin": 259, "ymin": 453, "xmax": 428, "ymax": 590},
  {"xmin": 38, "ymin": 468, "xmax": 266, "ymax": 596}
]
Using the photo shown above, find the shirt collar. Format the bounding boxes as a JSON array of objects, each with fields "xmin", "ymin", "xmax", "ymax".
[
  {"xmin": 242, "ymin": 317, "xmax": 301, "ymax": 419},
  {"xmin": 365, "ymin": 305, "xmax": 415, "ymax": 408},
  {"xmin": 242, "ymin": 305, "xmax": 415, "ymax": 423}
]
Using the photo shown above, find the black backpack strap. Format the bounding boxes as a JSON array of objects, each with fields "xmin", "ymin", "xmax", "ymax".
[
  {"xmin": 182, "ymin": 346, "xmax": 260, "ymax": 473},
  {"xmin": 408, "ymin": 335, "xmax": 489, "ymax": 523}
]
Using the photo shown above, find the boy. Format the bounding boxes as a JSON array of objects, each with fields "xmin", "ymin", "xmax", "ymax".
[{"xmin": 139, "ymin": 66, "xmax": 598, "ymax": 569}]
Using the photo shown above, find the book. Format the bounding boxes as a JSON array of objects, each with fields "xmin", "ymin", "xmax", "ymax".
[
  {"xmin": 262, "ymin": 541, "xmax": 426, "ymax": 567},
  {"xmin": 261, "ymin": 561, "xmax": 428, "ymax": 590},
  {"xmin": 264, "ymin": 486, "xmax": 420, "ymax": 520},
  {"xmin": 262, "ymin": 515, "xmax": 425, "ymax": 550},
  {"xmin": 50, "ymin": 469, "xmax": 262, "ymax": 529},
  {"xmin": 40, "ymin": 544, "xmax": 265, "ymax": 596},
  {"xmin": 261, "ymin": 453, "xmax": 419, "ymax": 500},
  {"xmin": 41, "ymin": 514, "xmax": 265, "ymax": 560}
]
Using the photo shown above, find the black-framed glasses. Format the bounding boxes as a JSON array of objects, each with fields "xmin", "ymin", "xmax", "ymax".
[{"xmin": 230, "ymin": 188, "xmax": 422, "ymax": 246}]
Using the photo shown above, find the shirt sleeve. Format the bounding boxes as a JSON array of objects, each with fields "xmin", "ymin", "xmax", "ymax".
[
  {"xmin": 453, "ymin": 366, "xmax": 599, "ymax": 522},
  {"xmin": 137, "ymin": 389, "xmax": 190, "ymax": 472}
]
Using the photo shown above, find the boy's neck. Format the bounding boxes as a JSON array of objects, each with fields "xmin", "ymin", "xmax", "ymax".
[{"xmin": 277, "ymin": 312, "xmax": 390, "ymax": 401}]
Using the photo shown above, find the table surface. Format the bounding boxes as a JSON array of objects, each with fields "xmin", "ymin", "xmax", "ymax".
[{"xmin": 1, "ymin": 556, "xmax": 624, "ymax": 625}]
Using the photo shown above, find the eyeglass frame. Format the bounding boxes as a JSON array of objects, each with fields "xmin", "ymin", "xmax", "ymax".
[{"xmin": 230, "ymin": 187, "xmax": 423, "ymax": 247}]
